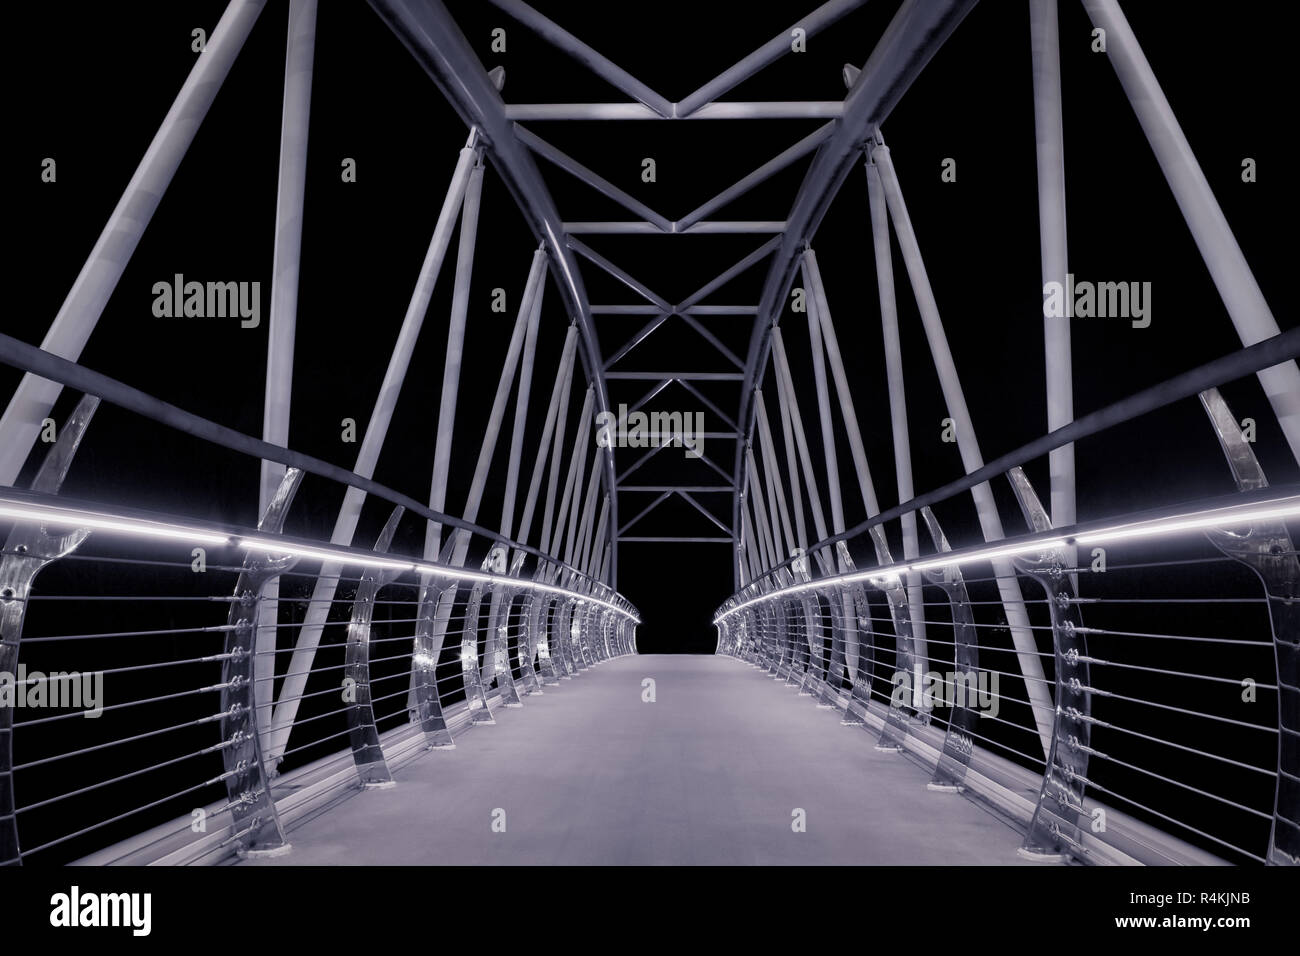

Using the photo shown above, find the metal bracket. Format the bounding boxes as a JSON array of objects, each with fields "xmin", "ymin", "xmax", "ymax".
[
  {"xmin": 920, "ymin": 507, "xmax": 979, "ymax": 792},
  {"xmin": 0, "ymin": 394, "xmax": 99, "ymax": 866},
  {"xmin": 344, "ymin": 505, "xmax": 405, "ymax": 788},
  {"xmin": 481, "ymin": 545, "xmax": 523, "ymax": 708},
  {"xmin": 835, "ymin": 542, "xmax": 876, "ymax": 727},
  {"xmin": 868, "ymin": 526, "xmax": 920, "ymax": 751},
  {"xmin": 508, "ymin": 550, "xmax": 544, "ymax": 694},
  {"xmin": 223, "ymin": 466, "xmax": 304, "ymax": 858},
  {"xmin": 459, "ymin": 552, "xmax": 498, "ymax": 725},
  {"xmin": 1008, "ymin": 467, "xmax": 1088, "ymax": 862},
  {"xmin": 1198, "ymin": 387, "xmax": 1300, "ymax": 865}
]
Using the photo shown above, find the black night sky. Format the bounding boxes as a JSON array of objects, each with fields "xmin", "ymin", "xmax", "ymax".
[{"xmin": 1, "ymin": 0, "xmax": 1297, "ymax": 882}]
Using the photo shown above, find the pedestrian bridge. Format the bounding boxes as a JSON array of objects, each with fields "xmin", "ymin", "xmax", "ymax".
[
  {"xmin": 242, "ymin": 655, "xmax": 1040, "ymax": 867},
  {"xmin": 0, "ymin": 0, "xmax": 1295, "ymax": 868}
]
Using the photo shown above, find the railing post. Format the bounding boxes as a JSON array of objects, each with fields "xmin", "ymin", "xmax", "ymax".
[
  {"xmin": 832, "ymin": 542, "xmax": 875, "ymax": 727},
  {"xmin": 919, "ymin": 507, "xmax": 979, "ymax": 792},
  {"xmin": 0, "ymin": 395, "xmax": 98, "ymax": 865},
  {"xmin": 222, "ymin": 467, "xmax": 303, "ymax": 858},
  {"xmin": 1009, "ymin": 467, "xmax": 1090, "ymax": 861},
  {"xmin": 461, "ymin": 547, "xmax": 505, "ymax": 724},
  {"xmin": 1198, "ymin": 388, "xmax": 1300, "ymax": 865},
  {"xmin": 344, "ymin": 506, "xmax": 405, "ymax": 788}
]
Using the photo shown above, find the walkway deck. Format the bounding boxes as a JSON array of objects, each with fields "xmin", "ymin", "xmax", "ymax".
[{"xmin": 244, "ymin": 655, "xmax": 1045, "ymax": 865}]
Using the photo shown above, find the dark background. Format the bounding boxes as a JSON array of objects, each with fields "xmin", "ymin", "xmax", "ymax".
[
  {"xmin": 6, "ymin": 0, "xmax": 1295, "ymax": 653},
  {"xmin": 2, "ymin": 0, "xmax": 1296, "ymax": 869}
]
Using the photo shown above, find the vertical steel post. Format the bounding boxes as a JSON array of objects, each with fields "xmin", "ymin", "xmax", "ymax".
[
  {"xmin": 864, "ymin": 154, "xmax": 929, "ymax": 671},
  {"xmin": 1030, "ymin": 0, "xmax": 1077, "ymax": 549},
  {"xmin": 552, "ymin": 389, "xmax": 595, "ymax": 561},
  {"xmin": 517, "ymin": 326, "xmax": 578, "ymax": 550},
  {"xmin": 499, "ymin": 247, "xmax": 549, "ymax": 540},
  {"xmin": 256, "ymin": 0, "xmax": 318, "ymax": 767},
  {"xmin": 803, "ymin": 246, "xmax": 890, "ymax": 676},
  {"xmin": 800, "ymin": 253, "xmax": 847, "ymax": 554},
  {"xmin": 427, "ymin": 151, "xmax": 487, "ymax": 552},
  {"xmin": 873, "ymin": 143, "xmax": 1054, "ymax": 757},
  {"xmin": 754, "ymin": 393, "xmax": 796, "ymax": 559},
  {"xmin": 770, "ymin": 329, "xmax": 832, "ymax": 574}
]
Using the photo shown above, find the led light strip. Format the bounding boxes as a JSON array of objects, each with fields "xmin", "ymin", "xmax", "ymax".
[
  {"xmin": 0, "ymin": 500, "xmax": 640, "ymax": 623},
  {"xmin": 712, "ymin": 494, "xmax": 1300, "ymax": 625}
]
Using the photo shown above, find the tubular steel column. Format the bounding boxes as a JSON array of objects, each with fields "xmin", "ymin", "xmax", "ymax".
[
  {"xmin": 428, "ymin": 151, "xmax": 488, "ymax": 551},
  {"xmin": 864, "ymin": 153, "xmax": 928, "ymax": 673},
  {"xmin": 771, "ymin": 329, "xmax": 832, "ymax": 574},
  {"xmin": 483, "ymin": 248, "xmax": 548, "ymax": 698},
  {"xmin": 803, "ymin": 247, "xmax": 890, "ymax": 678},
  {"xmin": 430, "ymin": 263, "xmax": 539, "ymax": 701},
  {"xmin": 257, "ymin": 0, "xmax": 318, "ymax": 766},
  {"xmin": 1030, "ymin": 0, "xmax": 1076, "ymax": 542},
  {"xmin": 800, "ymin": 252, "xmax": 847, "ymax": 552},
  {"xmin": 754, "ymin": 393, "xmax": 796, "ymax": 560},
  {"xmin": 268, "ymin": 137, "xmax": 480, "ymax": 765},
  {"xmin": 769, "ymin": 340, "xmax": 830, "ymax": 688},
  {"xmin": 517, "ymin": 326, "xmax": 578, "ymax": 552},
  {"xmin": 1082, "ymin": 0, "xmax": 1300, "ymax": 467},
  {"xmin": 499, "ymin": 247, "xmax": 549, "ymax": 542},
  {"xmin": 520, "ymin": 328, "xmax": 578, "ymax": 686},
  {"xmin": 801, "ymin": 253, "xmax": 854, "ymax": 698},
  {"xmin": 0, "ymin": 0, "xmax": 268, "ymax": 486},
  {"xmin": 873, "ymin": 142, "xmax": 1054, "ymax": 757}
]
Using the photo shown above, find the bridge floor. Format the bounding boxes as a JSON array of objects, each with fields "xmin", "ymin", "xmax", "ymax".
[{"xmin": 244, "ymin": 655, "xmax": 1045, "ymax": 865}]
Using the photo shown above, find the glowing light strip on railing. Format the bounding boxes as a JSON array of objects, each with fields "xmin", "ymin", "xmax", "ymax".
[
  {"xmin": 0, "ymin": 500, "xmax": 640, "ymax": 622},
  {"xmin": 712, "ymin": 494, "xmax": 1300, "ymax": 625}
]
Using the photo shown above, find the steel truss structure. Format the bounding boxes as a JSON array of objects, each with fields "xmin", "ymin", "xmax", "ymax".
[{"xmin": 0, "ymin": 0, "xmax": 1296, "ymax": 867}]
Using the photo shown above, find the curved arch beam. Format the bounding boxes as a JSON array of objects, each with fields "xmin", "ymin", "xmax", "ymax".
[
  {"xmin": 730, "ymin": 0, "xmax": 978, "ymax": 584},
  {"xmin": 367, "ymin": 0, "xmax": 619, "ymax": 587}
]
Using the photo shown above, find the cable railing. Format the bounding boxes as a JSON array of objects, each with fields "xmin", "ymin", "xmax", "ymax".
[
  {"xmin": 0, "ymin": 375, "xmax": 638, "ymax": 866},
  {"xmin": 715, "ymin": 370, "xmax": 1299, "ymax": 867},
  {"xmin": 1, "ymin": 496, "xmax": 637, "ymax": 866}
]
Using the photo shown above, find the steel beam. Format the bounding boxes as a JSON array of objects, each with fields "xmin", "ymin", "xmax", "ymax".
[
  {"xmin": 732, "ymin": 0, "xmax": 979, "ymax": 555},
  {"xmin": 367, "ymin": 0, "xmax": 619, "ymax": 585},
  {"xmin": 1081, "ymin": 0, "xmax": 1300, "ymax": 467},
  {"xmin": 485, "ymin": 0, "xmax": 672, "ymax": 116},
  {"xmin": 0, "ymin": 0, "xmax": 269, "ymax": 485},
  {"xmin": 257, "ymin": 0, "xmax": 318, "ymax": 763},
  {"xmin": 678, "ymin": 123, "xmax": 835, "ymax": 230},
  {"xmin": 503, "ymin": 102, "xmax": 844, "ymax": 120},
  {"xmin": 676, "ymin": 0, "xmax": 872, "ymax": 116},
  {"xmin": 1030, "ymin": 0, "xmax": 1075, "ymax": 538},
  {"xmin": 517, "ymin": 125, "xmax": 671, "ymax": 231},
  {"xmin": 607, "ymin": 372, "xmax": 744, "ymax": 381},
  {"xmin": 618, "ymin": 485, "xmax": 734, "ymax": 492},
  {"xmin": 563, "ymin": 221, "xmax": 786, "ymax": 234}
]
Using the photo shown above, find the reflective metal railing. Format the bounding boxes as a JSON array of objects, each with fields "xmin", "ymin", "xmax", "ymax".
[
  {"xmin": 0, "ymin": 397, "xmax": 637, "ymax": 866},
  {"xmin": 716, "ymin": 383, "xmax": 1299, "ymax": 866}
]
